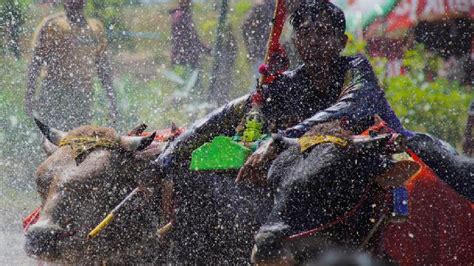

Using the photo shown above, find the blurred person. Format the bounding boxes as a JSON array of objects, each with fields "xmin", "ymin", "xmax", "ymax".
[
  {"xmin": 0, "ymin": 0, "xmax": 23, "ymax": 59},
  {"xmin": 208, "ymin": 23, "xmax": 238, "ymax": 106},
  {"xmin": 169, "ymin": 0, "xmax": 211, "ymax": 71},
  {"xmin": 241, "ymin": 0, "xmax": 275, "ymax": 83},
  {"xmin": 25, "ymin": 0, "xmax": 118, "ymax": 131}
]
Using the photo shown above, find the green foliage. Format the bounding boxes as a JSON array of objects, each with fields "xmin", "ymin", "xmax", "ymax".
[
  {"xmin": 0, "ymin": 0, "xmax": 27, "ymax": 56},
  {"xmin": 384, "ymin": 46, "xmax": 472, "ymax": 146},
  {"xmin": 343, "ymin": 33, "xmax": 367, "ymax": 56},
  {"xmin": 386, "ymin": 76, "xmax": 471, "ymax": 145},
  {"xmin": 86, "ymin": 0, "xmax": 132, "ymax": 48},
  {"xmin": 0, "ymin": 56, "xmax": 42, "ymax": 190},
  {"xmin": 345, "ymin": 37, "xmax": 471, "ymax": 147},
  {"xmin": 233, "ymin": 0, "xmax": 252, "ymax": 17}
]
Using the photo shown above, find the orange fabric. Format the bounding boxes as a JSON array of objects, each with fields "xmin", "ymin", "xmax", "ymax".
[
  {"xmin": 361, "ymin": 122, "xmax": 473, "ymax": 264},
  {"xmin": 383, "ymin": 150, "xmax": 474, "ymax": 265},
  {"xmin": 129, "ymin": 128, "xmax": 184, "ymax": 142}
]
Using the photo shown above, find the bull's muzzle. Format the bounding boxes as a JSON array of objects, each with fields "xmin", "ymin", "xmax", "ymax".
[{"xmin": 24, "ymin": 224, "xmax": 63, "ymax": 260}]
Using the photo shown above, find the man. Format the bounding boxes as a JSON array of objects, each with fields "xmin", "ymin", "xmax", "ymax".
[
  {"xmin": 25, "ymin": 0, "xmax": 118, "ymax": 131},
  {"xmin": 1, "ymin": 0, "xmax": 23, "ymax": 59},
  {"xmin": 143, "ymin": 0, "xmax": 404, "ymax": 181},
  {"xmin": 145, "ymin": 1, "xmax": 472, "ymax": 200}
]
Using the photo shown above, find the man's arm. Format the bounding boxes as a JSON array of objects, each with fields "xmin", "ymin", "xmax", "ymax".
[
  {"xmin": 25, "ymin": 51, "xmax": 42, "ymax": 117},
  {"xmin": 96, "ymin": 50, "xmax": 119, "ymax": 122},
  {"xmin": 25, "ymin": 23, "xmax": 49, "ymax": 117},
  {"xmin": 284, "ymin": 56, "xmax": 403, "ymax": 138},
  {"xmin": 95, "ymin": 24, "xmax": 118, "ymax": 122},
  {"xmin": 147, "ymin": 95, "xmax": 250, "ymax": 178}
]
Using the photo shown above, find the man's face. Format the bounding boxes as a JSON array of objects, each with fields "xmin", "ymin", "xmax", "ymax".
[
  {"xmin": 179, "ymin": 0, "xmax": 192, "ymax": 8},
  {"xmin": 293, "ymin": 12, "xmax": 347, "ymax": 65},
  {"xmin": 64, "ymin": 0, "xmax": 87, "ymax": 12}
]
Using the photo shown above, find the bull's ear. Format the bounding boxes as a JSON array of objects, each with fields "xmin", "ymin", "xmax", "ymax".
[
  {"xmin": 120, "ymin": 131, "xmax": 156, "ymax": 152},
  {"xmin": 34, "ymin": 117, "xmax": 66, "ymax": 146}
]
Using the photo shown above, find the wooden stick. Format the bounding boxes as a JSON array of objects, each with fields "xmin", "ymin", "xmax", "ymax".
[{"xmin": 87, "ymin": 187, "xmax": 141, "ymax": 239}]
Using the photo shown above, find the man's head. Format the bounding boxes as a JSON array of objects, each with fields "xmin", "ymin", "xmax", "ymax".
[
  {"xmin": 179, "ymin": 0, "xmax": 192, "ymax": 9},
  {"xmin": 63, "ymin": 0, "xmax": 87, "ymax": 13},
  {"xmin": 290, "ymin": 0, "xmax": 348, "ymax": 65}
]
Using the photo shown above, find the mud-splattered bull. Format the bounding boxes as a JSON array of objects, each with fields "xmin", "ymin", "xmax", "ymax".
[
  {"xmin": 251, "ymin": 120, "xmax": 474, "ymax": 264},
  {"xmin": 24, "ymin": 119, "xmax": 167, "ymax": 263},
  {"xmin": 251, "ymin": 121, "xmax": 396, "ymax": 264}
]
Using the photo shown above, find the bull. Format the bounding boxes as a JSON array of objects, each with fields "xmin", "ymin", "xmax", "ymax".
[
  {"xmin": 251, "ymin": 120, "xmax": 473, "ymax": 264},
  {"xmin": 24, "ymin": 119, "xmax": 168, "ymax": 263},
  {"xmin": 161, "ymin": 120, "xmax": 404, "ymax": 263},
  {"xmin": 25, "ymin": 119, "xmax": 471, "ymax": 264},
  {"xmin": 23, "ymin": 119, "xmax": 400, "ymax": 264}
]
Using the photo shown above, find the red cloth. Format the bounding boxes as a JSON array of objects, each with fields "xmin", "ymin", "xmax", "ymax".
[
  {"xmin": 23, "ymin": 207, "xmax": 41, "ymax": 233},
  {"xmin": 383, "ymin": 151, "xmax": 474, "ymax": 265},
  {"xmin": 135, "ymin": 128, "xmax": 184, "ymax": 142}
]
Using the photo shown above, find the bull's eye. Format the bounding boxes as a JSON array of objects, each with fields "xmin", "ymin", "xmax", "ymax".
[{"xmin": 75, "ymin": 153, "xmax": 89, "ymax": 165}]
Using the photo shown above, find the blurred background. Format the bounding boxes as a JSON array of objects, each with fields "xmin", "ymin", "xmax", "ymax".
[{"xmin": 0, "ymin": 0, "xmax": 472, "ymax": 263}]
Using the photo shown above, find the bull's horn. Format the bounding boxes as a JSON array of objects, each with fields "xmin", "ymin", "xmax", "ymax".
[
  {"xmin": 170, "ymin": 122, "xmax": 178, "ymax": 134},
  {"xmin": 42, "ymin": 138, "xmax": 59, "ymax": 155},
  {"xmin": 34, "ymin": 117, "xmax": 66, "ymax": 146},
  {"xmin": 272, "ymin": 133, "xmax": 298, "ymax": 148},
  {"xmin": 120, "ymin": 131, "xmax": 156, "ymax": 152}
]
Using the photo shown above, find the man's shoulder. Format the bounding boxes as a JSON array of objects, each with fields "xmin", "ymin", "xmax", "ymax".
[
  {"xmin": 38, "ymin": 12, "xmax": 68, "ymax": 31},
  {"xmin": 86, "ymin": 18, "xmax": 106, "ymax": 34},
  {"xmin": 344, "ymin": 54, "xmax": 373, "ymax": 70},
  {"xmin": 342, "ymin": 54, "xmax": 379, "ymax": 85}
]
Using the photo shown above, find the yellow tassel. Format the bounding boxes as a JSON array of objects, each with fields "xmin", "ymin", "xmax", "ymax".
[
  {"xmin": 157, "ymin": 222, "xmax": 174, "ymax": 238},
  {"xmin": 87, "ymin": 213, "xmax": 114, "ymax": 239}
]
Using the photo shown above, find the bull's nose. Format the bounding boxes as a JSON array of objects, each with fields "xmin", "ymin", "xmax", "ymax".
[{"xmin": 24, "ymin": 225, "xmax": 62, "ymax": 259}]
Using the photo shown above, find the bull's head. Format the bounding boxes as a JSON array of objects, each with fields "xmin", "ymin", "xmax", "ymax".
[{"xmin": 25, "ymin": 119, "xmax": 164, "ymax": 263}]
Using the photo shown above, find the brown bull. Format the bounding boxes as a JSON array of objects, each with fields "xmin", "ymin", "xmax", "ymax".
[{"xmin": 24, "ymin": 119, "xmax": 169, "ymax": 263}]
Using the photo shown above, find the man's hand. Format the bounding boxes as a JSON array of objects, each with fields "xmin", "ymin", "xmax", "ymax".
[{"xmin": 236, "ymin": 139, "xmax": 280, "ymax": 185}]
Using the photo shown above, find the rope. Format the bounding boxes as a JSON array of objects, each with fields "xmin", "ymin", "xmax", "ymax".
[
  {"xmin": 59, "ymin": 136, "xmax": 118, "ymax": 160},
  {"xmin": 298, "ymin": 135, "xmax": 349, "ymax": 153}
]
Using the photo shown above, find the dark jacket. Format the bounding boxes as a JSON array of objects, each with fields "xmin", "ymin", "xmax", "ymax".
[{"xmin": 153, "ymin": 55, "xmax": 405, "ymax": 173}]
